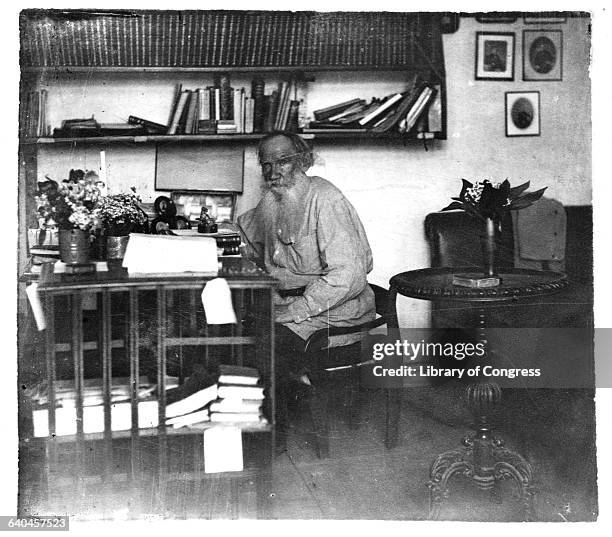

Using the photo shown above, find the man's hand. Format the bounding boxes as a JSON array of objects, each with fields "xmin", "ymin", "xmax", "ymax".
[{"xmin": 275, "ymin": 297, "xmax": 297, "ymax": 323}]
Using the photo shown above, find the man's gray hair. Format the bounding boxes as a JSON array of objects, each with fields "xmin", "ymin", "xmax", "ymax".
[{"xmin": 258, "ymin": 131, "xmax": 315, "ymax": 171}]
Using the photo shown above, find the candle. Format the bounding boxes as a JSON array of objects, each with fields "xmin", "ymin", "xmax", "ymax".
[{"xmin": 99, "ymin": 150, "xmax": 107, "ymax": 191}]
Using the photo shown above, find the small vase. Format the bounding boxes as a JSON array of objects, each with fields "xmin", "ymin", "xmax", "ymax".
[
  {"xmin": 58, "ymin": 229, "xmax": 91, "ymax": 265},
  {"xmin": 481, "ymin": 217, "xmax": 497, "ymax": 277},
  {"xmin": 106, "ymin": 235, "xmax": 130, "ymax": 260}
]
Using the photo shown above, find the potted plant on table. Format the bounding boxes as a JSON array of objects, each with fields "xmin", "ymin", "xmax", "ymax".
[
  {"xmin": 96, "ymin": 190, "xmax": 148, "ymax": 260},
  {"xmin": 442, "ymin": 179, "xmax": 546, "ymax": 285},
  {"xmin": 36, "ymin": 169, "xmax": 103, "ymax": 264}
]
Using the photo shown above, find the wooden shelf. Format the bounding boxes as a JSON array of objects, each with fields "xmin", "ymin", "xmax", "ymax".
[
  {"xmin": 22, "ymin": 131, "xmax": 442, "ymax": 146},
  {"xmin": 24, "ymin": 421, "xmax": 273, "ymax": 445},
  {"xmin": 22, "ymin": 65, "xmax": 426, "ymax": 75}
]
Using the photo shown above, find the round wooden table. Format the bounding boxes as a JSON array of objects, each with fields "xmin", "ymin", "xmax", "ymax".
[{"xmin": 389, "ymin": 267, "xmax": 569, "ymax": 521}]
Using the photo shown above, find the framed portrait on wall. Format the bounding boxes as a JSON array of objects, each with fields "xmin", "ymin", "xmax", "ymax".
[
  {"xmin": 523, "ymin": 30, "xmax": 563, "ymax": 81},
  {"xmin": 505, "ymin": 91, "xmax": 540, "ymax": 137},
  {"xmin": 475, "ymin": 32, "xmax": 515, "ymax": 80}
]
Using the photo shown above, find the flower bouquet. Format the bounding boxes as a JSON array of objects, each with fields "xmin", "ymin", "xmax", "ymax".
[
  {"xmin": 442, "ymin": 179, "xmax": 547, "ymax": 286},
  {"xmin": 36, "ymin": 169, "xmax": 103, "ymax": 264},
  {"xmin": 96, "ymin": 189, "xmax": 148, "ymax": 260}
]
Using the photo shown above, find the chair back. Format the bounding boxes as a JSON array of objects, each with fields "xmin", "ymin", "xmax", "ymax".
[{"xmin": 424, "ymin": 211, "xmax": 514, "ymax": 269}]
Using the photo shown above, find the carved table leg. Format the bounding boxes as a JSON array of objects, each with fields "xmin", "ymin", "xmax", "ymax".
[{"xmin": 427, "ymin": 304, "xmax": 537, "ymax": 520}]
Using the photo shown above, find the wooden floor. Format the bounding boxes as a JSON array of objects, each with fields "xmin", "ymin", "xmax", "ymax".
[{"xmin": 18, "ymin": 383, "xmax": 598, "ymax": 521}]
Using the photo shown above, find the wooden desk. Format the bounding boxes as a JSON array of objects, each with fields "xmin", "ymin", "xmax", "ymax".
[{"xmin": 23, "ymin": 258, "xmax": 277, "ymax": 518}]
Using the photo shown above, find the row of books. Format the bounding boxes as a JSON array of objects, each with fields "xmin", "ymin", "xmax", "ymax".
[
  {"xmin": 30, "ymin": 366, "xmax": 266, "ymax": 437},
  {"xmin": 20, "ymin": 90, "xmax": 50, "ymax": 138},
  {"xmin": 164, "ymin": 75, "xmax": 299, "ymax": 135},
  {"xmin": 22, "ymin": 12, "xmax": 424, "ymax": 69},
  {"xmin": 304, "ymin": 80, "xmax": 442, "ymax": 135}
]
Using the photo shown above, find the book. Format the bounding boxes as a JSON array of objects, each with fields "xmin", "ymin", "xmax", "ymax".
[
  {"xmin": 251, "ymin": 76, "xmax": 265, "ymax": 133},
  {"xmin": 217, "ymin": 385, "xmax": 265, "ymax": 400},
  {"xmin": 210, "ymin": 412, "xmax": 263, "ymax": 423},
  {"xmin": 209, "ymin": 399, "xmax": 262, "ymax": 413},
  {"xmin": 166, "ymin": 408, "xmax": 210, "ymax": 428},
  {"xmin": 185, "ymin": 89, "xmax": 199, "ymax": 134},
  {"xmin": 197, "ymin": 88, "xmax": 210, "ymax": 122},
  {"xmin": 313, "ymin": 98, "xmax": 363, "ymax": 122},
  {"xmin": 167, "ymin": 90, "xmax": 189, "ymax": 135},
  {"xmin": 128, "ymin": 115, "xmax": 167, "ymax": 134},
  {"xmin": 371, "ymin": 84, "xmax": 431, "ymax": 133},
  {"xmin": 452, "ymin": 274, "xmax": 501, "ymax": 288},
  {"xmin": 285, "ymin": 100, "xmax": 300, "ymax": 132},
  {"xmin": 327, "ymin": 101, "xmax": 366, "ymax": 122},
  {"xmin": 165, "ymin": 382, "xmax": 218, "ymax": 419},
  {"xmin": 264, "ymin": 87, "xmax": 280, "ymax": 132},
  {"xmin": 166, "ymin": 83, "xmax": 183, "ymax": 132},
  {"xmin": 402, "ymin": 87, "xmax": 437, "ymax": 134},
  {"xmin": 359, "ymin": 93, "xmax": 404, "ymax": 126},
  {"xmin": 218, "ymin": 365, "xmax": 260, "ymax": 386}
]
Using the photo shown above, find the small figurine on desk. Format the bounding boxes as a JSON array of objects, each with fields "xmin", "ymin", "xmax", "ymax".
[{"xmin": 197, "ymin": 207, "xmax": 218, "ymax": 234}]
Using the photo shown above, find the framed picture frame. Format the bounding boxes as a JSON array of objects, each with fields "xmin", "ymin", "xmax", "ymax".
[
  {"xmin": 475, "ymin": 32, "xmax": 515, "ymax": 81},
  {"xmin": 524, "ymin": 14, "xmax": 567, "ymax": 24},
  {"xmin": 523, "ymin": 30, "xmax": 563, "ymax": 81},
  {"xmin": 505, "ymin": 91, "xmax": 540, "ymax": 137}
]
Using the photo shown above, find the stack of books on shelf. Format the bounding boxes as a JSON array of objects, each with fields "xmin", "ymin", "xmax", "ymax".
[
  {"xmin": 163, "ymin": 74, "xmax": 300, "ymax": 136},
  {"xmin": 165, "ymin": 381, "xmax": 218, "ymax": 428},
  {"xmin": 20, "ymin": 89, "xmax": 50, "ymax": 138},
  {"xmin": 164, "ymin": 364, "xmax": 266, "ymax": 429},
  {"xmin": 304, "ymin": 79, "xmax": 441, "ymax": 136},
  {"xmin": 211, "ymin": 365, "xmax": 265, "ymax": 424}
]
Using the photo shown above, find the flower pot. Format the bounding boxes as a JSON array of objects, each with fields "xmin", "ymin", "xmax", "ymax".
[
  {"xmin": 106, "ymin": 235, "xmax": 130, "ymax": 260},
  {"xmin": 58, "ymin": 229, "xmax": 91, "ymax": 265},
  {"xmin": 481, "ymin": 217, "xmax": 497, "ymax": 277}
]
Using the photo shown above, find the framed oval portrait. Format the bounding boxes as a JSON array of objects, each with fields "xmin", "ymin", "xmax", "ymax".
[
  {"xmin": 505, "ymin": 91, "xmax": 540, "ymax": 137},
  {"xmin": 523, "ymin": 30, "xmax": 563, "ymax": 81}
]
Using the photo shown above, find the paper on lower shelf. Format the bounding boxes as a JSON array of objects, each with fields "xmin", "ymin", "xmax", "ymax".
[
  {"xmin": 203, "ymin": 426, "xmax": 243, "ymax": 473},
  {"xmin": 32, "ymin": 400, "xmax": 159, "ymax": 437}
]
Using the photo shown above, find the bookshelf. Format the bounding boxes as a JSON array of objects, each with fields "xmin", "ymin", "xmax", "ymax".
[{"xmin": 19, "ymin": 10, "xmax": 447, "ymax": 144}]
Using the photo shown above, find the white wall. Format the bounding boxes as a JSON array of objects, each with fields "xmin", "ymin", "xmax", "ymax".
[{"xmin": 32, "ymin": 15, "xmax": 591, "ymax": 326}]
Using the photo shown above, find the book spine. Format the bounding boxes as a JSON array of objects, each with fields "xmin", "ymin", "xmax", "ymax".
[
  {"xmin": 158, "ymin": 12, "xmax": 167, "ymax": 66},
  {"xmin": 251, "ymin": 76, "xmax": 265, "ymax": 133},
  {"xmin": 249, "ymin": 13, "xmax": 261, "ymax": 66},
  {"xmin": 168, "ymin": 90, "xmax": 188, "ymax": 135},
  {"xmin": 94, "ymin": 18, "xmax": 104, "ymax": 67},
  {"xmin": 260, "ymin": 13, "xmax": 272, "ymax": 66},
  {"xmin": 214, "ymin": 88, "xmax": 220, "ymax": 122},
  {"xmin": 242, "ymin": 12, "xmax": 254, "ymax": 67},
  {"xmin": 236, "ymin": 13, "xmax": 248, "ymax": 66},
  {"xmin": 218, "ymin": 13, "xmax": 228, "ymax": 67},
  {"xmin": 225, "ymin": 12, "xmax": 236, "ymax": 66},
  {"xmin": 191, "ymin": 12, "xmax": 201, "ymax": 66},
  {"xmin": 178, "ymin": 12, "xmax": 187, "ymax": 67}
]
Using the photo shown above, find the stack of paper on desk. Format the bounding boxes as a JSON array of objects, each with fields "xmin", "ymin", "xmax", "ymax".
[{"xmin": 122, "ymin": 233, "xmax": 218, "ymax": 274}]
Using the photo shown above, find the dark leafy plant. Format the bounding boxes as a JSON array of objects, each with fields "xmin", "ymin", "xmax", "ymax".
[{"xmin": 442, "ymin": 179, "xmax": 547, "ymax": 223}]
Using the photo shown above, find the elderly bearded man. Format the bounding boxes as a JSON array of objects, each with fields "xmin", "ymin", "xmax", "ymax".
[{"xmin": 237, "ymin": 132, "xmax": 375, "ymax": 440}]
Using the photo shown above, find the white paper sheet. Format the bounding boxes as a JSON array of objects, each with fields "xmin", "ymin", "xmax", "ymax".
[
  {"xmin": 122, "ymin": 233, "xmax": 218, "ymax": 274},
  {"xmin": 201, "ymin": 278, "xmax": 237, "ymax": 324},
  {"xmin": 203, "ymin": 426, "xmax": 243, "ymax": 473}
]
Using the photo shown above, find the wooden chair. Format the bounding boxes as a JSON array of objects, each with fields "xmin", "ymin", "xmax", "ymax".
[{"xmin": 295, "ymin": 284, "xmax": 398, "ymax": 458}]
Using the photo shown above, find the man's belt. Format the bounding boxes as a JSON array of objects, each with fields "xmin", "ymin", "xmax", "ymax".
[{"xmin": 278, "ymin": 287, "xmax": 306, "ymax": 298}]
